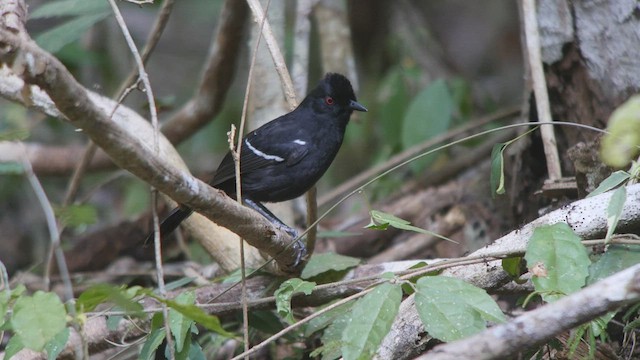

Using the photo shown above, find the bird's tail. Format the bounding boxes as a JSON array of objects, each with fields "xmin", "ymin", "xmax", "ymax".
[{"xmin": 146, "ymin": 206, "xmax": 194, "ymax": 243}]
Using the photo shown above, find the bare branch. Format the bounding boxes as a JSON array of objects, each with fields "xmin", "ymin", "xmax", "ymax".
[
  {"xmin": 521, "ymin": 0, "xmax": 562, "ymax": 180},
  {"xmin": 378, "ymin": 183, "xmax": 640, "ymax": 358},
  {"xmin": 0, "ymin": 29, "xmax": 302, "ymax": 273},
  {"xmin": 420, "ymin": 264, "xmax": 640, "ymax": 360}
]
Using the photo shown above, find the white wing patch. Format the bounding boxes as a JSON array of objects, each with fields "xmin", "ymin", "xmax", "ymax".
[
  {"xmin": 245, "ymin": 139, "xmax": 284, "ymax": 162},
  {"xmin": 293, "ymin": 139, "xmax": 306, "ymax": 145}
]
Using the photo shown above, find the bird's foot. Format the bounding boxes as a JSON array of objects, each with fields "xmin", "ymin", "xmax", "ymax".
[{"xmin": 276, "ymin": 224, "xmax": 307, "ymax": 267}]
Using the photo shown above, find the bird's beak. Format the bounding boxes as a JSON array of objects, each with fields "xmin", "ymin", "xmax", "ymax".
[{"xmin": 349, "ymin": 100, "xmax": 368, "ymax": 112}]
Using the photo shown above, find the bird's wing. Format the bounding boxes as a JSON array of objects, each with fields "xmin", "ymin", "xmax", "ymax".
[{"xmin": 209, "ymin": 120, "xmax": 310, "ymax": 186}]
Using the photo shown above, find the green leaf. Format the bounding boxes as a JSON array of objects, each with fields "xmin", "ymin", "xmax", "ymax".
[
  {"xmin": 605, "ymin": 186, "xmax": 626, "ymax": 243},
  {"xmin": 76, "ymin": 284, "xmax": 143, "ymax": 315},
  {"xmin": 55, "ymin": 203, "xmax": 98, "ymax": 227},
  {"xmin": 174, "ymin": 334, "xmax": 192, "ymax": 360},
  {"xmin": 601, "ymin": 95, "xmax": 640, "ymax": 167},
  {"xmin": 401, "ymin": 79, "xmax": 453, "ymax": 172},
  {"xmin": 156, "ymin": 297, "xmax": 234, "ymax": 338},
  {"xmin": 301, "ymin": 253, "xmax": 361, "ymax": 280},
  {"xmin": 35, "ymin": 12, "xmax": 110, "ymax": 53},
  {"xmin": 164, "ymin": 277, "xmax": 196, "ymax": 291},
  {"xmin": 316, "ymin": 230, "xmax": 363, "ymax": 238},
  {"xmin": 185, "ymin": 340, "xmax": 206, "ymax": 360},
  {"xmin": 378, "ymin": 68, "xmax": 410, "ymax": 149},
  {"xmin": 0, "ymin": 291, "xmax": 8, "ymax": 328},
  {"xmin": 304, "ymin": 300, "xmax": 355, "ymax": 337},
  {"xmin": 139, "ymin": 328, "xmax": 166, "ymax": 360},
  {"xmin": 123, "ymin": 180, "xmax": 152, "ymax": 216},
  {"xmin": 524, "ymin": 223, "xmax": 590, "ymax": 302},
  {"xmin": 341, "ymin": 282, "xmax": 402, "ymax": 360},
  {"xmin": 169, "ymin": 291, "xmax": 196, "ymax": 353},
  {"xmin": 587, "ymin": 244, "xmax": 640, "ymax": 285},
  {"xmin": 415, "ymin": 276, "xmax": 506, "ymax": 342},
  {"xmin": 0, "ymin": 162, "xmax": 25, "ymax": 175},
  {"xmin": 30, "ymin": 0, "xmax": 109, "ymax": 18},
  {"xmin": 45, "ymin": 327, "xmax": 70, "ymax": 360},
  {"xmin": 248, "ymin": 311, "xmax": 286, "ymax": 337},
  {"xmin": 502, "ymin": 257, "xmax": 525, "ymax": 279},
  {"xmin": 4, "ymin": 336, "xmax": 24, "ymax": 360},
  {"xmin": 366, "ymin": 210, "xmax": 457, "ymax": 243},
  {"xmin": 0, "ymin": 128, "xmax": 29, "ymax": 141},
  {"xmin": 587, "ymin": 170, "xmax": 631, "ymax": 198},
  {"xmin": 490, "ymin": 143, "xmax": 507, "ymax": 197},
  {"xmin": 274, "ymin": 279, "xmax": 316, "ymax": 323},
  {"xmin": 11, "ymin": 291, "xmax": 67, "ymax": 351},
  {"xmin": 489, "ymin": 127, "xmax": 539, "ymax": 198}
]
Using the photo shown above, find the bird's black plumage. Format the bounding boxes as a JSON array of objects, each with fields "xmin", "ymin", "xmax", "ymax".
[{"xmin": 155, "ymin": 73, "xmax": 366, "ymax": 254}]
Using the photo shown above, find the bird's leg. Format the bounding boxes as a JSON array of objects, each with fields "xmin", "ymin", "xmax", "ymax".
[{"xmin": 243, "ymin": 198, "xmax": 307, "ymax": 266}]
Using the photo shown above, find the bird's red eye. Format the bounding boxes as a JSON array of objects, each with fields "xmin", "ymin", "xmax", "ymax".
[{"xmin": 325, "ymin": 96, "xmax": 335, "ymax": 105}]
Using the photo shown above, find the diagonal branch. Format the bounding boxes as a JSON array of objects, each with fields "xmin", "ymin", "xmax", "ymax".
[{"xmin": 0, "ymin": 29, "xmax": 302, "ymax": 274}]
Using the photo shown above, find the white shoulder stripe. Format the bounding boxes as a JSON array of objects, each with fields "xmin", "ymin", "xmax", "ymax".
[
  {"xmin": 245, "ymin": 139, "xmax": 284, "ymax": 162},
  {"xmin": 293, "ymin": 139, "xmax": 306, "ymax": 145}
]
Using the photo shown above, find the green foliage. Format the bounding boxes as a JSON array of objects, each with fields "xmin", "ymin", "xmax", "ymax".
[
  {"xmin": 139, "ymin": 328, "xmax": 166, "ymax": 360},
  {"xmin": 341, "ymin": 282, "xmax": 402, "ymax": 360},
  {"xmin": 304, "ymin": 300, "xmax": 355, "ymax": 337},
  {"xmin": 0, "ymin": 162, "xmax": 24, "ymax": 175},
  {"xmin": 44, "ymin": 328, "xmax": 70, "ymax": 360},
  {"xmin": 587, "ymin": 170, "xmax": 631, "ymax": 198},
  {"xmin": 415, "ymin": 276, "xmax": 505, "ymax": 342},
  {"xmin": 301, "ymin": 253, "xmax": 360, "ymax": 280},
  {"xmin": 587, "ymin": 244, "xmax": 640, "ymax": 285},
  {"xmin": 31, "ymin": 0, "xmax": 111, "ymax": 54},
  {"xmin": 377, "ymin": 68, "xmax": 411, "ymax": 150},
  {"xmin": 401, "ymin": 79, "xmax": 453, "ymax": 172},
  {"xmin": 366, "ymin": 210, "xmax": 456, "ymax": 243},
  {"xmin": 605, "ymin": 186, "xmax": 626, "ymax": 243},
  {"xmin": 524, "ymin": 223, "xmax": 590, "ymax": 302},
  {"xmin": 155, "ymin": 296, "xmax": 234, "ymax": 338},
  {"xmin": 600, "ymin": 95, "xmax": 640, "ymax": 168},
  {"xmin": 169, "ymin": 291, "xmax": 196, "ymax": 353},
  {"xmin": 502, "ymin": 257, "xmax": 526, "ymax": 280},
  {"xmin": 55, "ymin": 203, "xmax": 98, "ymax": 228},
  {"xmin": 317, "ymin": 310, "xmax": 351, "ymax": 360},
  {"xmin": 274, "ymin": 279, "xmax": 316, "ymax": 323},
  {"xmin": 123, "ymin": 179, "xmax": 152, "ymax": 217},
  {"xmin": 490, "ymin": 142, "xmax": 507, "ymax": 197},
  {"xmin": 490, "ymin": 126, "xmax": 539, "ymax": 198},
  {"xmin": 10, "ymin": 291, "xmax": 67, "ymax": 352},
  {"xmin": 76, "ymin": 283, "xmax": 144, "ymax": 315}
]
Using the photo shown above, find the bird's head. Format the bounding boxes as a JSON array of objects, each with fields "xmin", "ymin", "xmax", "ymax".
[{"xmin": 304, "ymin": 73, "xmax": 367, "ymax": 120}]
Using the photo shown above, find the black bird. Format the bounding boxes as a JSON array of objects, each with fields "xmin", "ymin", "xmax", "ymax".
[{"xmin": 154, "ymin": 73, "xmax": 367, "ymax": 261}]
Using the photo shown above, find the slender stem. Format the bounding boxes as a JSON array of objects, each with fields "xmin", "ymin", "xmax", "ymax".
[
  {"xmin": 108, "ymin": 0, "xmax": 173, "ymax": 357},
  {"xmin": 522, "ymin": 0, "xmax": 562, "ymax": 180}
]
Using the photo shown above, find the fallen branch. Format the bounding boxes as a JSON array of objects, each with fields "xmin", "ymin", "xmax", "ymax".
[
  {"xmin": 377, "ymin": 183, "xmax": 640, "ymax": 358},
  {"xmin": 422, "ymin": 263, "xmax": 640, "ymax": 360}
]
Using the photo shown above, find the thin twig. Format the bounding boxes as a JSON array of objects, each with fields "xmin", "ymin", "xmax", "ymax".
[
  {"xmin": 522, "ymin": 0, "xmax": 562, "ymax": 181},
  {"xmin": 107, "ymin": 0, "xmax": 174, "ymax": 358},
  {"xmin": 318, "ymin": 106, "xmax": 521, "ymax": 207},
  {"xmin": 21, "ymin": 150, "xmax": 84, "ymax": 358},
  {"xmin": 245, "ymin": 0, "xmax": 319, "ymax": 260},
  {"xmin": 245, "ymin": 0, "xmax": 296, "ymax": 110},
  {"xmin": 61, "ymin": 0, "xmax": 174, "ymax": 208},
  {"xmin": 236, "ymin": 0, "xmax": 273, "ymax": 353},
  {"xmin": 291, "ymin": 0, "xmax": 317, "ymax": 258}
]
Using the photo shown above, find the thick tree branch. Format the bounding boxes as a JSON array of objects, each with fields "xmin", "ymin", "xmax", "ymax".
[
  {"xmin": 0, "ymin": 29, "xmax": 302, "ymax": 274},
  {"xmin": 0, "ymin": 0, "xmax": 248, "ymax": 175}
]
